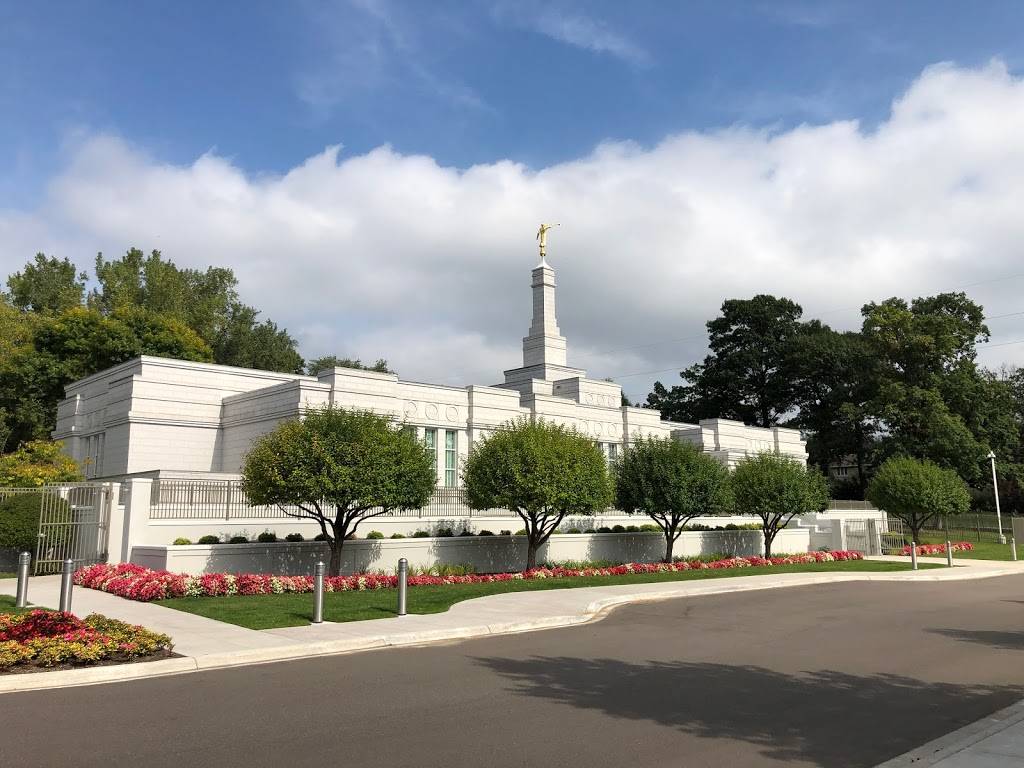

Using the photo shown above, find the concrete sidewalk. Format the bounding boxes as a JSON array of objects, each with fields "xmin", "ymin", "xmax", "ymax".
[
  {"xmin": 2, "ymin": 555, "xmax": 1024, "ymax": 693},
  {"xmin": 877, "ymin": 699, "xmax": 1024, "ymax": 767}
]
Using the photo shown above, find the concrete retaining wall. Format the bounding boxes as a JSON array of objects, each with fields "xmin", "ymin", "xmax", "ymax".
[
  {"xmin": 138, "ymin": 513, "xmax": 773, "ymax": 546},
  {"xmin": 131, "ymin": 528, "xmax": 813, "ymax": 575}
]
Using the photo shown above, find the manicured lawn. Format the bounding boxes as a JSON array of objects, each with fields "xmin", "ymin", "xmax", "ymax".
[
  {"xmin": 0, "ymin": 594, "xmax": 48, "ymax": 615},
  {"xmin": 159, "ymin": 560, "xmax": 927, "ymax": 629},
  {"xmin": 918, "ymin": 538, "xmax": 1021, "ymax": 562}
]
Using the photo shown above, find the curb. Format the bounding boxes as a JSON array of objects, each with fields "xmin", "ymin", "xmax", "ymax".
[
  {"xmin": 3, "ymin": 562, "xmax": 1023, "ymax": 694},
  {"xmin": 874, "ymin": 698, "xmax": 1024, "ymax": 766}
]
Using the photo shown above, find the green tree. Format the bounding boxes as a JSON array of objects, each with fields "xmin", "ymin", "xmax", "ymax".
[
  {"xmin": 0, "ymin": 440, "xmax": 82, "ymax": 487},
  {"xmin": 614, "ymin": 437, "xmax": 732, "ymax": 562},
  {"xmin": 866, "ymin": 456, "xmax": 970, "ymax": 543},
  {"xmin": 463, "ymin": 418, "xmax": 612, "ymax": 570},
  {"xmin": 6, "ymin": 253, "xmax": 86, "ymax": 313},
  {"xmin": 306, "ymin": 356, "xmax": 392, "ymax": 376},
  {"xmin": 212, "ymin": 303, "xmax": 304, "ymax": 374},
  {"xmin": 731, "ymin": 452, "xmax": 829, "ymax": 557},
  {"xmin": 861, "ymin": 293, "xmax": 991, "ymax": 482},
  {"xmin": 0, "ymin": 306, "xmax": 212, "ymax": 446},
  {"xmin": 790, "ymin": 324, "xmax": 880, "ymax": 496},
  {"xmin": 90, "ymin": 248, "xmax": 240, "ymax": 346},
  {"xmin": 647, "ymin": 295, "xmax": 805, "ymax": 427},
  {"xmin": 242, "ymin": 407, "xmax": 435, "ymax": 575}
]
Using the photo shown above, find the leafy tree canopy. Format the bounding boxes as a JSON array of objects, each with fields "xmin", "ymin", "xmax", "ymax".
[
  {"xmin": 463, "ymin": 418, "xmax": 612, "ymax": 569},
  {"xmin": 730, "ymin": 452, "xmax": 829, "ymax": 557},
  {"xmin": 647, "ymin": 295, "xmax": 805, "ymax": 427},
  {"xmin": 6, "ymin": 253, "xmax": 86, "ymax": 313},
  {"xmin": 0, "ymin": 440, "xmax": 82, "ymax": 487},
  {"xmin": 866, "ymin": 456, "xmax": 970, "ymax": 541},
  {"xmin": 614, "ymin": 437, "xmax": 732, "ymax": 562},
  {"xmin": 306, "ymin": 355, "xmax": 393, "ymax": 376},
  {"xmin": 242, "ymin": 407, "xmax": 435, "ymax": 575}
]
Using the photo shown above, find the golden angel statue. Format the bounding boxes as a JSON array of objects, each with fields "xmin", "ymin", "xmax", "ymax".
[{"xmin": 536, "ymin": 223, "xmax": 559, "ymax": 258}]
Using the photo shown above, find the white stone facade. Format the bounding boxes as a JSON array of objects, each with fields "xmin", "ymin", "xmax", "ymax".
[{"xmin": 53, "ymin": 258, "xmax": 807, "ymax": 479}]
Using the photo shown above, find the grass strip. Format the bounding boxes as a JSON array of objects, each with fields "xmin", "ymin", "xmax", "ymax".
[{"xmin": 159, "ymin": 560, "xmax": 929, "ymax": 629}]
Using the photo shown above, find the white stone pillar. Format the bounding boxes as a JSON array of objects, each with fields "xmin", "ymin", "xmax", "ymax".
[{"xmin": 107, "ymin": 478, "xmax": 153, "ymax": 564}]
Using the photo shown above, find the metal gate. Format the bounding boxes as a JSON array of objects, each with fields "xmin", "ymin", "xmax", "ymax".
[
  {"xmin": 34, "ymin": 484, "xmax": 111, "ymax": 575},
  {"xmin": 843, "ymin": 517, "xmax": 910, "ymax": 556}
]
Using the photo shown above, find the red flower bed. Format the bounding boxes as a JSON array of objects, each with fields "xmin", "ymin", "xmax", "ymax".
[
  {"xmin": 75, "ymin": 550, "xmax": 865, "ymax": 603},
  {"xmin": 900, "ymin": 541, "xmax": 974, "ymax": 556},
  {"xmin": 0, "ymin": 610, "xmax": 173, "ymax": 671}
]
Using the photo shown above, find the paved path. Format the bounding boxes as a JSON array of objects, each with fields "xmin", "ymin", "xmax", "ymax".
[
  {"xmin": 0, "ymin": 574, "xmax": 286, "ymax": 656},
  {"xmin": 4, "ymin": 576, "xmax": 1024, "ymax": 767}
]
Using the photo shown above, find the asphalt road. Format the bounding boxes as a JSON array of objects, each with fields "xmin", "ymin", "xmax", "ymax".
[{"xmin": 4, "ymin": 577, "xmax": 1024, "ymax": 768}]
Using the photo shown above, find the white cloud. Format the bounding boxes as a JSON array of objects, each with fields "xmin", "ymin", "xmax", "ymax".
[
  {"xmin": 533, "ymin": 9, "xmax": 652, "ymax": 67},
  {"xmin": 492, "ymin": 1, "xmax": 652, "ymax": 67},
  {"xmin": 4, "ymin": 61, "xmax": 1024, "ymax": 402}
]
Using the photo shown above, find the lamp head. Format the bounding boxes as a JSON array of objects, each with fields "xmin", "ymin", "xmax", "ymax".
[{"xmin": 987, "ymin": 450, "xmax": 996, "ymax": 460}]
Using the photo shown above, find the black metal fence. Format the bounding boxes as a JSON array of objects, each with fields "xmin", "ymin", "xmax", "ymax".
[{"xmin": 148, "ymin": 480, "xmax": 517, "ymax": 520}]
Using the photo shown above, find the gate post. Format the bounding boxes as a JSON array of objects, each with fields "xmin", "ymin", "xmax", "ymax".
[{"xmin": 107, "ymin": 478, "xmax": 153, "ymax": 564}]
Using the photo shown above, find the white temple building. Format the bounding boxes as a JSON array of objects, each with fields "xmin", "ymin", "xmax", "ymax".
[{"xmin": 53, "ymin": 249, "xmax": 807, "ymax": 482}]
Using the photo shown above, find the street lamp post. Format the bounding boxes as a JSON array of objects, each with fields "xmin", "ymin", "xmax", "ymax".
[{"xmin": 988, "ymin": 450, "xmax": 1007, "ymax": 545}]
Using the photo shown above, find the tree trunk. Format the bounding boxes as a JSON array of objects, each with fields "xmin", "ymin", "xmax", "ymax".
[
  {"xmin": 526, "ymin": 536, "xmax": 540, "ymax": 571},
  {"xmin": 663, "ymin": 532, "xmax": 675, "ymax": 563},
  {"xmin": 909, "ymin": 521, "xmax": 922, "ymax": 547},
  {"xmin": 763, "ymin": 529, "xmax": 775, "ymax": 558},
  {"xmin": 328, "ymin": 539, "xmax": 343, "ymax": 576}
]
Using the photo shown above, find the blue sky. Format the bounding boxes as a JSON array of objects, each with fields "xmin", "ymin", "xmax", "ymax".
[
  {"xmin": 4, "ymin": 1, "xmax": 1023, "ymax": 188},
  {"xmin": 4, "ymin": 2, "xmax": 1024, "ymax": 399}
]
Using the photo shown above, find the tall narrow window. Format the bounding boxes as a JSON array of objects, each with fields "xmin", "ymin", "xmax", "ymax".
[
  {"xmin": 607, "ymin": 442, "xmax": 618, "ymax": 462},
  {"xmin": 444, "ymin": 430, "xmax": 457, "ymax": 487},
  {"xmin": 424, "ymin": 428, "xmax": 437, "ymax": 476}
]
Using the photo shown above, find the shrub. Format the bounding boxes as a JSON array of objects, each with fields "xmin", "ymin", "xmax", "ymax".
[
  {"xmin": 597, "ymin": 526, "xmax": 612, "ymax": 533},
  {"xmin": 285, "ymin": 533, "xmax": 305, "ymax": 542},
  {"xmin": 344, "ymin": 532, "xmax": 356, "ymax": 540},
  {"xmin": 514, "ymin": 529, "xmax": 527, "ymax": 536},
  {"xmin": 639, "ymin": 524, "xmax": 659, "ymax": 532},
  {"xmin": 478, "ymin": 530, "xmax": 494, "ymax": 536},
  {"xmin": 412, "ymin": 530, "xmax": 430, "ymax": 538},
  {"xmin": 0, "ymin": 440, "xmax": 82, "ymax": 487},
  {"xmin": 583, "ymin": 527, "xmax": 596, "ymax": 533},
  {"xmin": 228, "ymin": 536, "xmax": 248, "ymax": 544},
  {"xmin": 611, "ymin": 525, "xmax": 626, "ymax": 533},
  {"xmin": 436, "ymin": 527, "xmax": 454, "ymax": 537},
  {"xmin": 314, "ymin": 533, "xmax": 329, "ymax": 542},
  {"xmin": 458, "ymin": 529, "xmax": 474, "ymax": 537},
  {"xmin": 499, "ymin": 530, "xmax": 512, "ymax": 536},
  {"xmin": 366, "ymin": 531, "xmax": 385, "ymax": 540},
  {"xmin": 197, "ymin": 535, "xmax": 220, "ymax": 545},
  {"xmin": 390, "ymin": 533, "xmax": 406, "ymax": 539},
  {"xmin": 625, "ymin": 525, "xmax": 640, "ymax": 533},
  {"xmin": 257, "ymin": 531, "xmax": 277, "ymax": 543},
  {"xmin": 172, "ymin": 537, "xmax": 192, "ymax": 546},
  {"xmin": 566, "ymin": 528, "xmax": 583, "ymax": 534},
  {"xmin": 0, "ymin": 493, "xmax": 47, "ymax": 552}
]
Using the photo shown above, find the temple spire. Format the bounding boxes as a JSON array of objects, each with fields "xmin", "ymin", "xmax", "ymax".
[{"xmin": 522, "ymin": 230, "xmax": 567, "ymax": 368}]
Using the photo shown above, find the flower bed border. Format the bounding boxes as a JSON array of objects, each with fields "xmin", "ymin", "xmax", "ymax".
[
  {"xmin": 76, "ymin": 551, "xmax": 865, "ymax": 603},
  {"xmin": 900, "ymin": 541, "xmax": 974, "ymax": 556},
  {"xmin": 0, "ymin": 610, "xmax": 174, "ymax": 672}
]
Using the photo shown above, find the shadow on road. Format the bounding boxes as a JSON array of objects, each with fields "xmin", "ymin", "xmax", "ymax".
[
  {"xmin": 929, "ymin": 627, "xmax": 1024, "ymax": 650},
  {"xmin": 475, "ymin": 655, "xmax": 1023, "ymax": 767}
]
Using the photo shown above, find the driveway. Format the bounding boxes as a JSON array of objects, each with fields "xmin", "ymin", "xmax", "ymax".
[{"xmin": 3, "ymin": 576, "xmax": 1024, "ymax": 767}]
